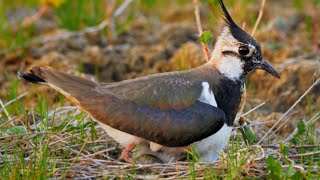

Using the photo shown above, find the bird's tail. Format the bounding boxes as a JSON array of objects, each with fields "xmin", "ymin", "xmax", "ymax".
[{"xmin": 18, "ymin": 66, "xmax": 101, "ymax": 106}]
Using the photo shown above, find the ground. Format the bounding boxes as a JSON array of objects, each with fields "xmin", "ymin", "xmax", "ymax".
[{"xmin": 0, "ymin": 0, "xmax": 319, "ymax": 179}]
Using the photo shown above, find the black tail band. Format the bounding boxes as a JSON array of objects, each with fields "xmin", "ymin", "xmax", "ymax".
[{"xmin": 18, "ymin": 72, "xmax": 46, "ymax": 83}]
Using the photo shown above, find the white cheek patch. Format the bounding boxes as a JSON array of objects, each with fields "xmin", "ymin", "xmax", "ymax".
[
  {"xmin": 198, "ymin": 82, "xmax": 218, "ymax": 107},
  {"xmin": 217, "ymin": 56, "xmax": 244, "ymax": 81}
]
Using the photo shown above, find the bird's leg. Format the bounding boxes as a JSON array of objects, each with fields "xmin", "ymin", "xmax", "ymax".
[{"xmin": 120, "ymin": 143, "xmax": 136, "ymax": 163}]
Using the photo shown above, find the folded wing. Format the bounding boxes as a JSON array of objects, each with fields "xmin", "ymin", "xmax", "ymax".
[{"xmin": 19, "ymin": 66, "xmax": 226, "ymax": 146}]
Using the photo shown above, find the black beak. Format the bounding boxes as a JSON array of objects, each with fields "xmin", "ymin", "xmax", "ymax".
[{"xmin": 256, "ymin": 60, "xmax": 280, "ymax": 79}]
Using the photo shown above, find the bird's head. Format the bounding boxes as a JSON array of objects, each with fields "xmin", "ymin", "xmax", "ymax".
[{"xmin": 211, "ymin": 0, "xmax": 280, "ymax": 81}]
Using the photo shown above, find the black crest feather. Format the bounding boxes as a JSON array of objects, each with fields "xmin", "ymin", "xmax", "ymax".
[
  {"xmin": 218, "ymin": 0, "xmax": 259, "ymax": 47},
  {"xmin": 218, "ymin": 0, "xmax": 237, "ymax": 28}
]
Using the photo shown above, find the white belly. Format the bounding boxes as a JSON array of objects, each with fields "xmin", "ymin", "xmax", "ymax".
[
  {"xmin": 193, "ymin": 124, "xmax": 232, "ymax": 162},
  {"xmin": 97, "ymin": 121, "xmax": 144, "ymax": 146}
]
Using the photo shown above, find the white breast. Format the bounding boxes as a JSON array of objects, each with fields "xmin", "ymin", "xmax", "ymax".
[
  {"xmin": 194, "ymin": 81, "xmax": 232, "ymax": 162},
  {"xmin": 198, "ymin": 81, "xmax": 218, "ymax": 107}
]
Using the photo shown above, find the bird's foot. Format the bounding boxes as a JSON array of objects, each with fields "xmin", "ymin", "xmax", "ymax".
[{"xmin": 120, "ymin": 143, "xmax": 136, "ymax": 163}]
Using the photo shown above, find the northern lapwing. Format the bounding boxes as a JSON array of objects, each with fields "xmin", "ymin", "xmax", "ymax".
[{"xmin": 18, "ymin": 0, "xmax": 280, "ymax": 163}]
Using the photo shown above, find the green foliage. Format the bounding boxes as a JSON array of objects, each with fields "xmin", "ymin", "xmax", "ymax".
[
  {"xmin": 0, "ymin": 22, "xmax": 34, "ymax": 59},
  {"xmin": 186, "ymin": 145, "xmax": 202, "ymax": 162},
  {"xmin": 140, "ymin": 0, "xmax": 158, "ymax": 7},
  {"xmin": 293, "ymin": 0, "xmax": 305, "ymax": 9},
  {"xmin": 266, "ymin": 156, "xmax": 282, "ymax": 180},
  {"xmin": 55, "ymin": 0, "xmax": 105, "ymax": 30},
  {"xmin": 0, "ymin": 0, "xmax": 38, "ymax": 8},
  {"xmin": 0, "ymin": 135, "xmax": 56, "ymax": 179},
  {"xmin": 279, "ymin": 141, "xmax": 290, "ymax": 157},
  {"xmin": 291, "ymin": 121, "xmax": 307, "ymax": 146},
  {"xmin": 200, "ymin": 30, "xmax": 213, "ymax": 45},
  {"xmin": 305, "ymin": 15, "xmax": 313, "ymax": 38},
  {"xmin": 239, "ymin": 122, "xmax": 257, "ymax": 145},
  {"xmin": 0, "ymin": 1, "xmax": 36, "ymax": 58},
  {"xmin": 282, "ymin": 146, "xmax": 290, "ymax": 156},
  {"xmin": 5, "ymin": 125, "xmax": 26, "ymax": 134},
  {"xmin": 297, "ymin": 121, "xmax": 306, "ymax": 134},
  {"xmin": 291, "ymin": 170, "xmax": 306, "ymax": 180},
  {"xmin": 201, "ymin": 0, "xmax": 219, "ymax": 5},
  {"xmin": 223, "ymin": 133, "xmax": 255, "ymax": 179},
  {"xmin": 3, "ymin": 76, "xmax": 24, "ymax": 114},
  {"xmin": 265, "ymin": 156, "xmax": 306, "ymax": 180}
]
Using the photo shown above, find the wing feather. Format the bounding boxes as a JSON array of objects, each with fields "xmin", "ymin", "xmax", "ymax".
[
  {"xmin": 80, "ymin": 92, "xmax": 226, "ymax": 147},
  {"xmin": 100, "ymin": 71, "xmax": 203, "ymax": 110}
]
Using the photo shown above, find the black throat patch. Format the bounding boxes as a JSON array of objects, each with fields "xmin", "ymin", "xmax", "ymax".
[{"xmin": 203, "ymin": 68, "xmax": 243, "ymax": 126}]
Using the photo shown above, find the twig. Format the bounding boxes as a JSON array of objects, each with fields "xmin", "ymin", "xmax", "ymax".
[
  {"xmin": 105, "ymin": 0, "xmax": 116, "ymax": 19},
  {"xmin": 110, "ymin": 0, "xmax": 133, "ymax": 40},
  {"xmin": 0, "ymin": 92, "xmax": 28, "ymax": 114},
  {"xmin": 242, "ymin": 102, "xmax": 266, "ymax": 117},
  {"xmin": 282, "ymin": 164, "xmax": 305, "ymax": 172},
  {"xmin": 234, "ymin": 120, "xmax": 276, "ymax": 129},
  {"xmin": 242, "ymin": 22, "xmax": 246, "ymax": 29},
  {"xmin": 0, "ymin": 99, "xmax": 11, "ymax": 120},
  {"xmin": 193, "ymin": 0, "xmax": 211, "ymax": 61},
  {"xmin": 105, "ymin": 0, "xmax": 116, "ymax": 40},
  {"xmin": 22, "ymin": 4, "xmax": 50, "ymax": 28},
  {"xmin": 0, "ymin": 117, "xmax": 16, "ymax": 129},
  {"xmin": 288, "ymin": 151, "xmax": 320, "ymax": 159},
  {"xmin": 258, "ymin": 78, "xmax": 320, "ymax": 144},
  {"xmin": 236, "ymin": 92, "xmax": 264, "ymax": 126},
  {"xmin": 235, "ymin": 85, "xmax": 248, "ymax": 127},
  {"xmin": 48, "ymin": 106, "xmax": 77, "ymax": 117},
  {"xmin": 251, "ymin": 0, "xmax": 266, "ymax": 36},
  {"xmin": 160, "ymin": 158, "xmax": 175, "ymax": 175},
  {"xmin": 0, "ymin": 131, "xmax": 56, "ymax": 140},
  {"xmin": 278, "ymin": 54, "xmax": 314, "ymax": 71},
  {"xmin": 262, "ymin": 144, "xmax": 320, "ymax": 149},
  {"xmin": 310, "ymin": 2, "xmax": 320, "ymax": 53},
  {"xmin": 237, "ymin": 85, "xmax": 247, "ymax": 117}
]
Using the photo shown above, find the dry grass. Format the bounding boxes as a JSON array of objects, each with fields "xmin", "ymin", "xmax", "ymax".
[{"xmin": 0, "ymin": 93, "xmax": 319, "ymax": 179}]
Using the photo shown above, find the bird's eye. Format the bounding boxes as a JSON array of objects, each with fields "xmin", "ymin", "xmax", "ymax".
[{"xmin": 238, "ymin": 46, "xmax": 250, "ymax": 56}]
